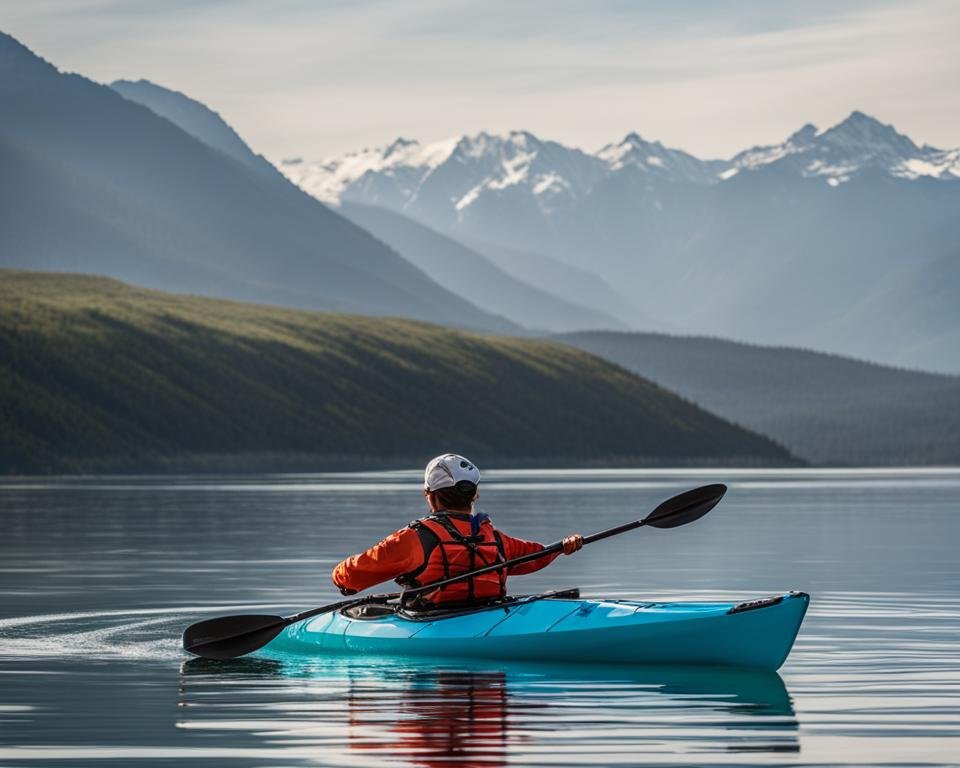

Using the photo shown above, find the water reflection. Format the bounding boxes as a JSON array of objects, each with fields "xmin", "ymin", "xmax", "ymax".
[
  {"xmin": 349, "ymin": 669, "xmax": 514, "ymax": 768},
  {"xmin": 179, "ymin": 656, "xmax": 798, "ymax": 766},
  {"xmin": 4, "ymin": 469, "xmax": 959, "ymax": 765}
]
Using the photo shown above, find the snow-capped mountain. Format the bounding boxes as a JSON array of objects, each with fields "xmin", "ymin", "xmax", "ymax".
[
  {"xmin": 280, "ymin": 129, "xmax": 697, "ymax": 214},
  {"xmin": 282, "ymin": 130, "xmax": 605, "ymax": 224},
  {"xmin": 282, "ymin": 136, "xmax": 458, "ymax": 206},
  {"xmin": 727, "ymin": 111, "xmax": 960, "ymax": 185},
  {"xmin": 597, "ymin": 133, "xmax": 727, "ymax": 185},
  {"xmin": 281, "ymin": 112, "xmax": 960, "ymax": 372},
  {"xmin": 281, "ymin": 111, "xmax": 960, "ymax": 214}
]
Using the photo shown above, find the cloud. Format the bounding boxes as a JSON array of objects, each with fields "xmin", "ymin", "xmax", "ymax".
[{"xmin": 2, "ymin": 0, "xmax": 957, "ymax": 158}]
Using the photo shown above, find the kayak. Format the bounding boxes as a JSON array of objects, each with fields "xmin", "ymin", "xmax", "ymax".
[{"xmin": 263, "ymin": 590, "xmax": 809, "ymax": 671}]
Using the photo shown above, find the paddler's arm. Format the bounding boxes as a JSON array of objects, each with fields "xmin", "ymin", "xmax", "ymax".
[
  {"xmin": 331, "ymin": 528, "xmax": 423, "ymax": 595},
  {"xmin": 498, "ymin": 532, "xmax": 583, "ymax": 575}
]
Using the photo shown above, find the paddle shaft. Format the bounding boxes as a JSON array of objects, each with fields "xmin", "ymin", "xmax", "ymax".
[{"xmin": 285, "ymin": 595, "xmax": 390, "ymax": 625}]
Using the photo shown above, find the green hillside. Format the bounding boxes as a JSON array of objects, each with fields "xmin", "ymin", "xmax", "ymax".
[
  {"xmin": 558, "ymin": 331, "xmax": 960, "ymax": 466},
  {"xmin": 0, "ymin": 271, "xmax": 795, "ymax": 473}
]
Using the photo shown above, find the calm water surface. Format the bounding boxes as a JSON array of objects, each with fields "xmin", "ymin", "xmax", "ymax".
[{"xmin": 0, "ymin": 468, "xmax": 958, "ymax": 766}]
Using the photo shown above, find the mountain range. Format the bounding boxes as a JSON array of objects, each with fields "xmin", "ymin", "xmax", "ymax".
[
  {"xmin": 281, "ymin": 114, "xmax": 960, "ymax": 213},
  {"xmin": 6, "ymin": 28, "xmax": 955, "ymax": 370},
  {"xmin": 282, "ymin": 115, "xmax": 960, "ymax": 372}
]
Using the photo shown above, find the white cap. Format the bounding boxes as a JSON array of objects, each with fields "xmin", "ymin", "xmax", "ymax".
[{"xmin": 424, "ymin": 454, "xmax": 480, "ymax": 491}]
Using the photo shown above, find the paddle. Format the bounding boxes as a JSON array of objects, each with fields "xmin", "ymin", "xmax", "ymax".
[{"xmin": 182, "ymin": 482, "xmax": 726, "ymax": 660}]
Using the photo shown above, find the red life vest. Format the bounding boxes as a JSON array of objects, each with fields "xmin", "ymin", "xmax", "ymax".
[{"xmin": 398, "ymin": 512, "xmax": 507, "ymax": 605}]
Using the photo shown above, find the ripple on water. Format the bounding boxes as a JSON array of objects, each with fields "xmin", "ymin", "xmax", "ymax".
[
  {"xmin": 1, "ymin": 470, "xmax": 959, "ymax": 766},
  {"xmin": 1, "ymin": 590, "xmax": 957, "ymax": 766}
]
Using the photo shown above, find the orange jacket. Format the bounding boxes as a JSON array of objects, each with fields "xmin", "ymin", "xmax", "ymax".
[{"xmin": 332, "ymin": 513, "xmax": 559, "ymax": 601}]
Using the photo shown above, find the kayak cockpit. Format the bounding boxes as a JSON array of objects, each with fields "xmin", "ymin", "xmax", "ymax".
[{"xmin": 342, "ymin": 587, "xmax": 583, "ymax": 622}]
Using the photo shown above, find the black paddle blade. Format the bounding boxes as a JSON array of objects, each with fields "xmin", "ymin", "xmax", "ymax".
[
  {"xmin": 182, "ymin": 614, "xmax": 286, "ymax": 660},
  {"xmin": 643, "ymin": 483, "xmax": 727, "ymax": 529}
]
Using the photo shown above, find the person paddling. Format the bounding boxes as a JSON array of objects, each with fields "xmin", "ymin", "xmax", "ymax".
[{"xmin": 332, "ymin": 454, "xmax": 584, "ymax": 608}]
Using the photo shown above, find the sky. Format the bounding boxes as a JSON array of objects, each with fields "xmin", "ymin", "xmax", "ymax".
[{"xmin": 3, "ymin": 0, "xmax": 959, "ymax": 161}]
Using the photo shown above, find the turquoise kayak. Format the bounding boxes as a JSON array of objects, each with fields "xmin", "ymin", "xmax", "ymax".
[{"xmin": 264, "ymin": 590, "xmax": 809, "ymax": 671}]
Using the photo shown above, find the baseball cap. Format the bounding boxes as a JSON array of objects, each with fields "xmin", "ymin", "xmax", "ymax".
[{"xmin": 424, "ymin": 454, "xmax": 480, "ymax": 491}]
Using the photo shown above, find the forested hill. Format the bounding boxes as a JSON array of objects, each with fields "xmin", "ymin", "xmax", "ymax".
[
  {"xmin": 558, "ymin": 331, "xmax": 960, "ymax": 466},
  {"xmin": 0, "ymin": 272, "xmax": 795, "ymax": 474}
]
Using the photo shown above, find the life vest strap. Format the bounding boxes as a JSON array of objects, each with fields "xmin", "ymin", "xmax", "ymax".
[{"xmin": 397, "ymin": 512, "xmax": 507, "ymax": 601}]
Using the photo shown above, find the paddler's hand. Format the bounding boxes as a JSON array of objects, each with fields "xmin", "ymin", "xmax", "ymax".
[{"xmin": 562, "ymin": 534, "xmax": 583, "ymax": 555}]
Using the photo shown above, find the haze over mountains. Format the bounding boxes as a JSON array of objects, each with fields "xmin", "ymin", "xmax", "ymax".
[
  {"xmin": 283, "ymin": 116, "xmax": 960, "ymax": 372},
  {"xmin": 0, "ymin": 32, "xmax": 515, "ymax": 333},
  {"xmin": 110, "ymin": 78, "xmax": 276, "ymax": 179},
  {"xmin": 560, "ymin": 331, "xmax": 960, "ymax": 467},
  {"xmin": 105, "ymin": 77, "xmax": 644, "ymax": 333},
  {"xmin": 337, "ymin": 202, "xmax": 628, "ymax": 332}
]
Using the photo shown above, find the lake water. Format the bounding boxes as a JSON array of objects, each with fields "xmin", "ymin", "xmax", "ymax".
[{"xmin": 1, "ymin": 468, "xmax": 958, "ymax": 766}]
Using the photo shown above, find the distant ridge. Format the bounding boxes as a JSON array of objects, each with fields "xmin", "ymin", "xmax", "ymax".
[
  {"xmin": 0, "ymin": 271, "xmax": 797, "ymax": 473},
  {"xmin": 559, "ymin": 330, "xmax": 960, "ymax": 466},
  {"xmin": 111, "ymin": 78, "xmax": 275, "ymax": 177}
]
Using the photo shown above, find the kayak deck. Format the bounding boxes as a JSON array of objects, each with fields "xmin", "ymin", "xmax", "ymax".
[{"xmin": 265, "ymin": 591, "xmax": 809, "ymax": 671}]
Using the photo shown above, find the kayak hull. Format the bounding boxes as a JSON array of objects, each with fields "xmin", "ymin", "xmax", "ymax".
[{"xmin": 265, "ymin": 591, "xmax": 809, "ymax": 671}]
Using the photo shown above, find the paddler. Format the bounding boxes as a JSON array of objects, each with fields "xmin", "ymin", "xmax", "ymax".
[{"xmin": 332, "ymin": 454, "xmax": 583, "ymax": 607}]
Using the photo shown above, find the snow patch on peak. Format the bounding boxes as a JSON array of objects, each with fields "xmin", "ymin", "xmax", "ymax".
[
  {"xmin": 727, "ymin": 111, "xmax": 957, "ymax": 185},
  {"xmin": 416, "ymin": 137, "xmax": 460, "ymax": 169},
  {"xmin": 453, "ymin": 139, "xmax": 542, "ymax": 209},
  {"xmin": 452, "ymin": 130, "xmax": 540, "ymax": 161},
  {"xmin": 509, "ymin": 130, "xmax": 540, "ymax": 149},
  {"xmin": 730, "ymin": 128, "xmax": 812, "ymax": 173},
  {"xmin": 597, "ymin": 133, "xmax": 656, "ymax": 171},
  {"xmin": 598, "ymin": 133, "xmax": 723, "ymax": 184},
  {"xmin": 455, "ymin": 183, "xmax": 484, "ymax": 211},
  {"xmin": 894, "ymin": 148, "xmax": 960, "ymax": 180},
  {"xmin": 278, "ymin": 135, "xmax": 458, "ymax": 204},
  {"xmin": 453, "ymin": 132, "xmax": 494, "ymax": 160},
  {"xmin": 489, "ymin": 149, "xmax": 535, "ymax": 190},
  {"xmin": 532, "ymin": 172, "xmax": 571, "ymax": 197}
]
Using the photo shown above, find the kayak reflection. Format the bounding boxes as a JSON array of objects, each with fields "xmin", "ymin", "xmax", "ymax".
[
  {"xmin": 179, "ymin": 656, "xmax": 799, "ymax": 766},
  {"xmin": 348, "ymin": 669, "xmax": 516, "ymax": 768}
]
